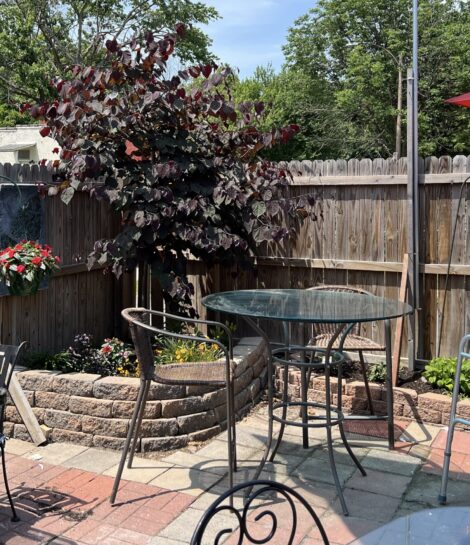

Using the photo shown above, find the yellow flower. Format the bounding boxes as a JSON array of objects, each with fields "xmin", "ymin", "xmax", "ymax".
[
  {"xmin": 211, "ymin": 343, "xmax": 219, "ymax": 351},
  {"xmin": 198, "ymin": 343, "xmax": 206, "ymax": 351}
]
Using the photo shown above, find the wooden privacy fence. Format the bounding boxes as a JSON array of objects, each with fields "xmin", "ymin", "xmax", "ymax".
[
  {"xmin": 0, "ymin": 164, "xmax": 133, "ymax": 353},
  {"xmin": 189, "ymin": 155, "xmax": 470, "ymax": 361}
]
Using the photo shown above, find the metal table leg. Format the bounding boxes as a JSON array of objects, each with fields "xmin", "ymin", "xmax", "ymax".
[{"xmin": 384, "ymin": 319, "xmax": 394, "ymax": 449}]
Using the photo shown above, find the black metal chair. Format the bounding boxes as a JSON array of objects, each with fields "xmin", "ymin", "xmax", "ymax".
[
  {"xmin": 190, "ymin": 479, "xmax": 330, "ymax": 545},
  {"xmin": 1, "ymin": 342, "xmax": 27, "ymax": 522},
  {"xmin": 110, "ymin": 307, "xmax": 237, "ymax": 505}
]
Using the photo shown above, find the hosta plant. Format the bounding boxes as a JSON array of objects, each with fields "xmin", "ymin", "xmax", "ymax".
[
  {"xmin": 424, "ymin": 356, "xmax": 470, "ymax": 397},
  {"xmin": 29, "ymin": 25, "xmax": 311, "ymax": 313},
  {"xmin": 0, "ymin": 241, "xmax": 61, "ymax": 296}
]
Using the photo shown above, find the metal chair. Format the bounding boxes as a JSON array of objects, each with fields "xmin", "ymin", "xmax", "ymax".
[
  {"xmin": 110, "ymin": 307, "xmax": 237, "ymax": 504},
  {"xmin": 439, "ymin": 333, "xmax": 470, "ymax": 505},
  {"xmin": 1, "ymin": 342, "xmax": 27, "ymax": 522},
  {"xmin": 190, "ymin": 479, "xmax": 330, "ymax": 545},
  {"xmin": 306, "ymin": 285, "xmax": 385, "ymax": 415}
]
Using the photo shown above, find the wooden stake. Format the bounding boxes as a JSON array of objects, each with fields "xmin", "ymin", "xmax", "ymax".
[{"xmin": 392, "ymin": 254, "xmax": 409, "ymax": 386}]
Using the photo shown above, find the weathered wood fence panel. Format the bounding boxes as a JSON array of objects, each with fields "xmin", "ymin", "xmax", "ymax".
[
  {"xmin": 0, "ymin": 169, "xmax": 127, "ymax": 353},
  {"xmin": 189, "ymin": 155, "xmax": 470, "ymax": 361}
]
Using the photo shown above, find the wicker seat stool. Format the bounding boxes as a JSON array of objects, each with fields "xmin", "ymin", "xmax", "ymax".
[{"xmin": 110, "ymin": 308, "xmax": 237, "ymax": 505}]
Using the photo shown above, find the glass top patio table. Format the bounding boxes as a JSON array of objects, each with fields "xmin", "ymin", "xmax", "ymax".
[
  {"xmin": 202, "ymin": 289, "xmax": 412, "ymax": 323},
  {"xmin": 349, "ymin": 507, "xmax": 470, "ymax": 545}
]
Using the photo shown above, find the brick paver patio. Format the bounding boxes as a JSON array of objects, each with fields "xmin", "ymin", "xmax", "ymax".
[{"xmin": 1, "ymin": 404, "xmax": 470, "ymax": 545}]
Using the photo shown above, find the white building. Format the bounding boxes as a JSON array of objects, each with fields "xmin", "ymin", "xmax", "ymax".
[{"xmin": 0, "ymin": 125, "xmax": 59, "ymax": 164}]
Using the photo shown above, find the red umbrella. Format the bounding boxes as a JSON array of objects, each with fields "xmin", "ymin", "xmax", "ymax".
[{"xmin": 445, "ymin": 92, "xmax": 470, "ymax": 108}]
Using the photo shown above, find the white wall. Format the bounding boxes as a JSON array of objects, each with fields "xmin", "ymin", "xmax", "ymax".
[{"xmin": 0, "ymin": 125, "xmax": 60, "ymax": 163}]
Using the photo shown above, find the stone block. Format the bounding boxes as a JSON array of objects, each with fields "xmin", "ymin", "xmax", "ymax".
[
  {"xmin": 93, "ymin": 376, "xmax": 140, "ymax": 400},
  {"xmin": 203, "ymin": 388, "xmax": 226, "ymax": 409},
  {"xmin": 252, "ymin": 352, "xmax": 267, "ymax": 378},
  {"xmin": 6, "ymin": 390, "xmax": 34, "ymax": 406},
  {"xmin": 5, "ymin": 406, "xmax": 22, "ymax": 424},
  {"xmin": 161, "ymin": 396, "xmax": 207, "ymax": 418},
  {"xmin": 403, "ymin": 404, "xmax": 441, "ymax": 424},
  {"xmin": 346, "ymin": 380, "xmax": 383, "ymax": 400},
  {"xmin": 3, "ymin": 422, "xmax": 14, "ymax": 437},
  {"xmin": 33, "ymin": 407, "xmax": 45, "ymax": 424},
  {"xmin": 148, "ymin": 383, "xmax": 186, "ymax": 401},
  {"xmin": 69, "ymin": 396, "xmax": 113, "ymax": 417},
  {"xmin": 342, "ymin": 396, "xmax": 368, "ymax": 413},
  {"xmin": 186, "ymin": 385, "xmax": 215, "ymax": 396},
  {"xmin": 17, "ymin": 370, "xmax": 60, "ymax": 392},
  {"xmin": 259, "ymin": 367, "xmax": 268, "ymax": 389},
  {"xmin": 248, "ymin": 378, "xmax": 261, "ymax": 401},
  {"xmin": 234, "ymin": 367, "xmax": 254, "ymax": 395},
  {"xmin": 188, "ymin": 425, "xmax": 221, "ymax": 443},
  {"xmin": 234, "ymin": 387, "xmax": 251, "ymax": 412},
  {"xmin": 140, "ymin": 418, "xmax": 178, "ymax": 437},
  {"xmin": 418, "ymin": 392, "xmax": 451, "ymax": 412},
  {"xmin": 177, "ymin": 410, "xmax": 216, "ymax": 434},
  {"xmin": 81, "ymin": 415, "xmax": 128, "ymax": 437},
  {"xmin": 35, "ymin": 391, "xmax": 70, "ymax": 410},
  {"xmin": 93, "ymin": 435, "xmax": 133, "ymax": 451},
  {"xmin": 13, "ymin": 424, "xmax": 31, "ymax": 442},
  {"xmin": 141, "ymin": 435, "xmax": 189, "ymax": 452},
  {"xmin": 457, "ymin": 399, "xmax": 470, "ymax": 420},
  {"xmin": 51, "ymin": 428, "xmax": 93, "ymax": 447},
  {"xmin": 53, "ymin": 373, "xmax": 101, "ymax": 396},
  {"xmin": 112, "ymin": 400, "xmax": 161, "ymax": 419},
  {"xmin": 44, "ymin": 409, "xmax": 82, "ymax": 431}
]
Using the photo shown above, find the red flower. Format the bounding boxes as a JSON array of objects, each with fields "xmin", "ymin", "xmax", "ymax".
[
  {"xmin": 55, "ymin": 256, "xmax": 61, "ymax": 264},
  {"xmin": 16, "ymin": 265, "xmax": 25, "ymax": 273},
  {"xmin": 7, "ymin": 250, "xmax": 15, "ymax": 258},
  {"xmin": 31, "ymin": 257, "xmax": 42, "ymax": 266},
  {"xmin": 40, "ymin": 249, "xmax": 50, "ymax": 257},
  {"xmin": 101, "ymin": 345, "xmax": 112, "ymax": 354},
  {"xmin": 14, "ymin": 244, "xmax": 23, "ymax": 251}
]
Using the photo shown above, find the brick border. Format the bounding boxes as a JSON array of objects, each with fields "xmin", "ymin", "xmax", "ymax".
[
  {"xmin": 276, "ymin": 368, "xmax": 470, "ymax": 428},
  {"xmin": 6, "ymin": 337, "xmax": 267, "ymax": 452}
]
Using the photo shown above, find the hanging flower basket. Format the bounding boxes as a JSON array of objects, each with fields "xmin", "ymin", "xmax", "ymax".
[{"xmin": 0, "ymin": 241, "xmax": 61, "ymax": 296}]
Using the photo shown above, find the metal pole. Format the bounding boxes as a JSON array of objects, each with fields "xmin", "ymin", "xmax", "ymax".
[
  {"xmin": 413, "ymin": 0, "xmax": 422, "ymax": 362},
  {"xmin": 407, "ymin": 68, "xmax": 416, "ymax": 370}
]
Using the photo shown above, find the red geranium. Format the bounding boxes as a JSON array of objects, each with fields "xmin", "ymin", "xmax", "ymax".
[
  {"xmin": 31, "ymin": 257, "xmax": 42, "ymax": 266},
  {"xmin": 16, "ymin": 265, "xmax": 25, "ymax": 273}
]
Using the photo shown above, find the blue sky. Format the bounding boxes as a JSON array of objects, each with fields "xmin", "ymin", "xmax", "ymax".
[{"xmin": 201, "ymin": 1, "xmax": 315, "ymax": 78}]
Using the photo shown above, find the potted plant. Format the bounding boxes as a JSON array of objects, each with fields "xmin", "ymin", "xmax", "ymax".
[{"xmin": 0, "ymin": 241, "xmax": 61, "ymax": 296}]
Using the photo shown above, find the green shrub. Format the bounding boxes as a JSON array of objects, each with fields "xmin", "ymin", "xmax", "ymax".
[
  {"xmin": 423, "ymin": 356, "xmax": 470, "ymax": 396},
  {"xmin": 367, "ymin": 362, "xmax": 387, "ymax": 383},
  {"xmin": 155, "ymin": 336, "xmax": 223, "ymax": 365}
]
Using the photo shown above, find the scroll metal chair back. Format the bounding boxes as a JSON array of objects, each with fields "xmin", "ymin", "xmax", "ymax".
[
  {"xmin": 1, "ymin": 341, "xmax": 28, "ymax": 522},
  {"xmin": 190, "ymin": 479, "xmax": 329, "ymax": 545},
  {"xmin": 306, "ymin": 285, "xmax": 385, "ymax": 415},
  {"xmin": 110, "ymin": 307, "xmax": 236, "ymax": 505}
]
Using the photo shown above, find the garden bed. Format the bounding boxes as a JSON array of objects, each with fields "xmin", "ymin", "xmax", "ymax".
[{"xmin": 6, "ymin": 337, "xmax": 268, "ymax": 452}]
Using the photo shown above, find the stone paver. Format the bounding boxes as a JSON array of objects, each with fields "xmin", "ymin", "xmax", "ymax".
[{"xmin": 1, "ymin": 404, "xmax": 470, "ymax": 544}]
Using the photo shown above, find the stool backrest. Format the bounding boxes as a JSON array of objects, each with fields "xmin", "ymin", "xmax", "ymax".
[
  {"xmin": 307, "ymin": 285, "xmax": 373, "ymax": 338},
  {"xmin": 190, "ymin": 480, "xmax": 330, "ymax": 545}
]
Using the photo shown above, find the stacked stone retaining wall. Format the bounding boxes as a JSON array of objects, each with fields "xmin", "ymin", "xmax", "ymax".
[
  {"xmin": 6, "ymin": 337, "xmax": 267, "ymax": 452},
  {"xmin": 277, "ymin": 369, "xmax": 470, "ymax": 428}
]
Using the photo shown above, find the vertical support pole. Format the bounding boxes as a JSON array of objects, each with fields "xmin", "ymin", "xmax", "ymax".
[{"xmin": 407, "ymin": 69, "xmax": 416, "ymax": 371}]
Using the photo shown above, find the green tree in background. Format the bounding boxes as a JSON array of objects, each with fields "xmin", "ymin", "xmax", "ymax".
[
  {"xmin": 234, "ymin": 0, "xmax": 470, "ymax": 159},
  {"xmin": 0, "ymin": 0, "xmax": 218, "ymax": 125}
]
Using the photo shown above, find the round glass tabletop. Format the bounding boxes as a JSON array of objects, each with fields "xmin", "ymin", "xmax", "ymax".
[
  {"xmin": 202, "ymin": 289, "xmax": 413, "ymax": 323},
  {"xmin": 349, "ymin": 507, "xmax": 470, "ymax": 545}
]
